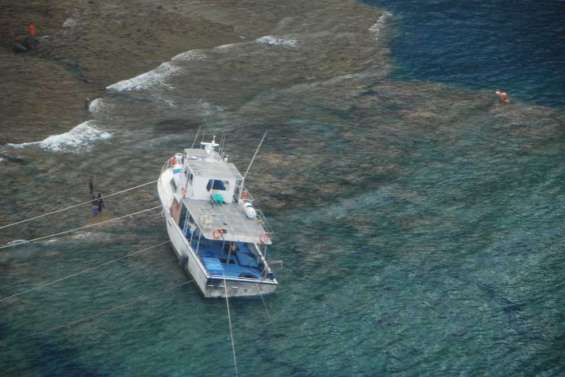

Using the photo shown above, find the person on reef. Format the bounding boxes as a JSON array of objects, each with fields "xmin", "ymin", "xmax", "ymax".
[
  {"xmin": 89, "ymin": 176, "xmax": 95, "ymax": 198},
  {"xmin": 13, "ymin": 22, "xmax": 40, "ymax": 53},
  {"xmin": 96, "ymin": 193, "xmax": 105, "ymax": 215},
  {"xmin": 89, "ymin": 178, "xmax": 104, "ymax": 217},
  {"xmin": 495, "ymin": 90, "xmax": 509, "ymax": 104},
  {"xmin": 27, "ymin": 22, "xmax": 37, "ymax": 37},
  {"xmin": 91, "ymin": 195, "xmax": 99, "ymax": 217}
]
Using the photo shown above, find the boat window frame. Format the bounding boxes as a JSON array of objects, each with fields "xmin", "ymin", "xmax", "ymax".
[{"xmin": 206, "ymin": 179, "xmax": 228, "ymax": 192}]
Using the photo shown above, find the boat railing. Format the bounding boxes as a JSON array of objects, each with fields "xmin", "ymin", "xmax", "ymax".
[
  {"xmin": 240, "ymin": 189, "xmax": 255, "ymax": 203},
  {"xmin": 255, "ymin": 208, "xmax": 274, "ymax": 240},
  {"xmin": 241, "ymin": 191, "xmax": 274, "ymax": 240},
  {"xmin": 161, "ymin": 153, "xmax": 186, "ymax": 173}
]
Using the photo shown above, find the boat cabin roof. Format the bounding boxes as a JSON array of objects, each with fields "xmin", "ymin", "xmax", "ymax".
[
  {"xmin": 184, "ymin": 148, "xmax": 243, "ymax": 180},
  {"xmin": 183, "ymin": 198, "xmax": 271, "ymax": 245},
  {"xmin": 187, "ymin": 158, "xmax": 242, "ymax": 180}
]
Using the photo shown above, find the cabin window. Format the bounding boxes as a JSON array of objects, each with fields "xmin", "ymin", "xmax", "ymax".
[{"xmin": 206, "ymin": 179, "xmax": 227, "ymax": 191}]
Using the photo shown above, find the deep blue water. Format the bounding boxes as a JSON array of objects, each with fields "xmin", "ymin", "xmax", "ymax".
[{"xmin": 365, "ymin": 0, "xmax": 565, "ymax": 107}]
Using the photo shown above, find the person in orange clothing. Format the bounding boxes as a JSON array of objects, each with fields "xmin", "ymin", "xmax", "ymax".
[
  {"xmin": 27, "ymin": 22, "xmax": 37, "ymax": 37},
  {"xmin": 14, "ymin": 22, "xmax": 39, "ymax": 52}
]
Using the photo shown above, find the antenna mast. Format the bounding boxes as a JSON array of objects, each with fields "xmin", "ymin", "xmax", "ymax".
[
  {"xmin": 190, "ymin": 127, "xmax": 202, "ymax": 148},
  {"xmin": 243, "ymin": 131, "xmax": 268, "ymax": 180}
]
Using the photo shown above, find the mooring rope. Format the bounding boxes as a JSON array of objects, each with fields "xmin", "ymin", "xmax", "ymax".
[
  {"xmin": 0, "ymin": 240, "xmax": 170, "ymax": 304},
  {"xmin": 0, "ymin": 179, "xmax": 158, "ymax": 231},
  {"xmin": 0, "ymin": 205, "xmax": 162, "ymax": 251},
  {"xmin": 257, "ymin": 284, "xmax": 273, "ymax": 323},
  {"xmin": 222, "ymin": 241, "xmax": 240, "ymax": 377},
  {"xmin": 223, "ymin": 281, "xmax": 240, "ymax": 377}
]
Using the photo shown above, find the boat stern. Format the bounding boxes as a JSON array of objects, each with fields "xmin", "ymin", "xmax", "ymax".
[{"xmin": 204, "ymin": 277, "xmax": 278, "ymax": 298}]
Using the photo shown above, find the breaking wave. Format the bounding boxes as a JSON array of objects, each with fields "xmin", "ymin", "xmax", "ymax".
[
  {"xmin": 256, "ymin": 35, "xmax": 298, "ymax": 47},
  {"xmin": 106, "ymin": 62, "xmax": 180, "ymax": 92},
  {"xmin": 172, "ymin": 49, "xmax": 207, "ymax": 62},
  {"xmin": 216, "ymin": 43, "xmax": 238, "ymax": 50},
  {"xmin": 6, "ymin": 121, "xmax": 112, "ymax": 153},
  {"xmin": 88, "ymin": 98, "xmax": 103, "ymax": 113},
  {"xmin": 107, "ymin": 48, "xmax": 210, "ymax": 93}
]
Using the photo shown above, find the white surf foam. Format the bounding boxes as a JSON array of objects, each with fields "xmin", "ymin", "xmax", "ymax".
[
  {"xmin": 88, "ymin": 98, "xmax": 103, "ymax": 113},
  {"xmin": 216, "ymin": 43, "xmax": 241, "ymax": 50},
  {"xmin": 106, "ymin": 62, "xmax": 180, "ymax": 92},
  {"xmin": 369, "ymin": 11, "xmax": 392, "ymax": 39},
  {"xmin": 172, "ymin": 49, "xmax": 207, "ymax": 62},
  {"xmin": 256, "ymin": 35, "xmax": 298, "ymax": 48},
  {"xmin": 63, "ymin": 17, "xmax": 78, "ymax": 29},
  {"xmin": 7, "ymin": 121, "xmax": 112, "ymax": 153},
  {"xmin": 70, "ymin": 231, "xmax": 113, "ymax": 241},
  {"xmin": 162, "ymin": 98, "xmax": 177, "ymax": 108},
  {"xmin": 198, "ymin": 100, "xmax": 224, "ymax": 116}
]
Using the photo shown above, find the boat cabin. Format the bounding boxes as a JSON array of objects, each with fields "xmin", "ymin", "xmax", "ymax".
[{"xmin": 184, "ymin": 157, "xmax": 242, "ymax": 204}]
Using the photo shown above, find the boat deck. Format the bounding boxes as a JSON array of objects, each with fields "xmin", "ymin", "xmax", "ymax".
[
  {"xmin": 183, "ymin": 198, "xmax": 271, "ymax": 245},
  {"xmin": 187, "ymin": 229, "xmax": 264, "ymax": 279}
]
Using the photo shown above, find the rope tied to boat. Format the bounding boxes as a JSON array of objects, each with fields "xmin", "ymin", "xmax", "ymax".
[
  {"xmin": 0, "ymin": 179, "xmax": 158, "ymax": 231},
  {"xmin": 0, "ymin": 205, "xmax": 162, "ymax": 250},
  {"xmin": 221, "ymin": 234, "xmax": 240, "ymax": 377}
]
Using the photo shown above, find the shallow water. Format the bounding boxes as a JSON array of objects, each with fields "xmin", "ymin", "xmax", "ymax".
[{"xmin": 1, "ymin": 1, "xmax": 565, "ymax": 376}]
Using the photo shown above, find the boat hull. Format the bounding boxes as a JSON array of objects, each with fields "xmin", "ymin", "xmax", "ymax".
[{"xmin": 159, "ymin": 169, "xmax": 277, "ymax": 298}]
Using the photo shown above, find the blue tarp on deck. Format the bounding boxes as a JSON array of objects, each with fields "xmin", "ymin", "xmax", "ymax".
[{"xmin": 202, "ymin": 257, "xmax": 224, "ymax": 276}]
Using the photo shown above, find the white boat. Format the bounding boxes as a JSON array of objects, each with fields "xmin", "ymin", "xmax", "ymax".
[{"xmin": 157, "ymin": 137, "xmax": 278, "ymax": 298}]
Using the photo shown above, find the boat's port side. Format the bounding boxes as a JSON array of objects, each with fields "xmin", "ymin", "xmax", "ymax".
[
  {"xmin": 161, "ymin": 170, "xmax": 210, "ymax": 294},
  {"xmin": 157, "ymin": 168, "xmax": 175, "ymax": 209},
  {"xmin": 165, "ymin": 215, "xmax": 209, "ymax": 293}
]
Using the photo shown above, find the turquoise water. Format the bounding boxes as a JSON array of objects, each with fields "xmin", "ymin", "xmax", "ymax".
[{"xmin": 1, "ymin": 1, "xmax": 565, "ymax": 376}]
